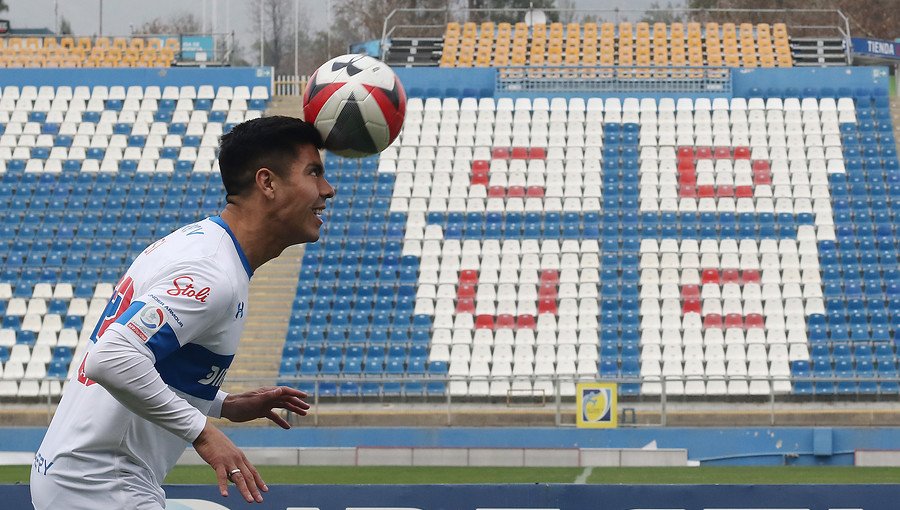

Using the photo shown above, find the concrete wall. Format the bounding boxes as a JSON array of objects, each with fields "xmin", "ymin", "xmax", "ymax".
[{"xmin": 176, "ymin": 447, "xmax": 687, "ymax": 467}]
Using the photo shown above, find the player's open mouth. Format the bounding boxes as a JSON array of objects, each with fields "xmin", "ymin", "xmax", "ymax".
[{"xmin": 312, "ymin": 207, "xmax": 325, "ymax": 217}]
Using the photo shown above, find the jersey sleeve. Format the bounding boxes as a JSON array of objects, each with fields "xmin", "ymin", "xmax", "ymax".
[
  {"xmin": 100, "ymin": 258, "xmax": 236, "ymax": 402},
  {"xmin": 105, "ymin": 258, "xmax": 234, "ymax": 362}
]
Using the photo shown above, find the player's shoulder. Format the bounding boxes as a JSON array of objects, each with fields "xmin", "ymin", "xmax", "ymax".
[{"xmin": 141, "ymin": 218, "xmax": 234, "ymax": 266}]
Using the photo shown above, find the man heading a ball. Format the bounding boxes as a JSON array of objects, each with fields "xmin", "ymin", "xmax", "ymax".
[{"xmin": 31, "ymin": 116, "xmax": 335, "ymax": 509}]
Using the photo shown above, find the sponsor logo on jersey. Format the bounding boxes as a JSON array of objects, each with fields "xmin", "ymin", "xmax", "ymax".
[
  {"xmin": 181, "ymin": 223, "xmax": 205, "ymax": 236},
  {"xmin": 32, "ymin": 452, "xmax": 54, "ymax": 475},
  {"xmin": 198, "ymin": 365, "xmax": 229, "ymax": 388},
  {"xmin": 235, "ymin": 301, "xmax": 244, "ymax": 319},
  {"xmin": 125, "ymin": 303, "xmax": 168, "ymax": 342},
  {"xmin": 143, "ymin": 237, "xmax": 167, "ymax": 255},
  {"xmin": 91, "ymin": 276, "xmax": 135, "ymax": 342},
  {"xmin": 167, "ymin": 275, "xmax": 211, "ymax": 303}
]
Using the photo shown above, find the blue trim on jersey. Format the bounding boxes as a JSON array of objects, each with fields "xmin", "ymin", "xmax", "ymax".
[
  {"xmin": 155, "ymin": 343, "xmax": 235, "ymax": 400},
  {"xmin": 114, "ymin": 301, "xmax": 182, "ymax": 360},
  {"xmin": 209, "ymin": 215, "xmax": 253, "ymax": 278}
]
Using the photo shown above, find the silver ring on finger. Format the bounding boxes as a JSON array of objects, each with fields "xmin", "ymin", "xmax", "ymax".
[{"xmin": 227, "ymin": 468, "xmax": 242, "ymax": 482}]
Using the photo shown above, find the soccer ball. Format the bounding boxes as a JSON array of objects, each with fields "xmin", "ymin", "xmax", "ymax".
[{"xmin": 302, "ymin": 54, "xmax": 406, "ymax": 158}]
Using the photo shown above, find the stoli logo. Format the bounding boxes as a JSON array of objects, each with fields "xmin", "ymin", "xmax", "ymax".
[{"xmin": 167, "ymin": 276, "xmax": 211, "ymax": 303}]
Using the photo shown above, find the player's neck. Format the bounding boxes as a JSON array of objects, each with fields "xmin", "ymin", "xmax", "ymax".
[{"xmin": 217, "ymin": 205, "xmax": 283, "ymax": 272}]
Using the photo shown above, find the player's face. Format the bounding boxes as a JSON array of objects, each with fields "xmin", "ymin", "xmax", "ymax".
[{"xmin": 279, "ymin": 144, "xmax": 333, "ymax": 244}]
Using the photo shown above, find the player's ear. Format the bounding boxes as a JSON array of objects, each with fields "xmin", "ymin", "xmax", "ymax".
[{"xmin": 256, "ymin": 168, "xmax": 277, "ymax": 199}]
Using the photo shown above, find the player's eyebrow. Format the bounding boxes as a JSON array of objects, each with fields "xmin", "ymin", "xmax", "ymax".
[{"xmin": 306, "ymin": 163, "xmax": 324, "ymax": 176}]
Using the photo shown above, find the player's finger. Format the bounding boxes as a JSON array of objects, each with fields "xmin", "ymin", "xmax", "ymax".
[
  {"xmin": 231, "ymin": 467, "xmax": 257, "ymax": 503},
  {"xmin": 276, "ymin": 386, "xmax": 307, "ymax": 399},
  {"xmin": 276, "ymin": 400, "xmax": 309, "ymax": 416},
  {"xmin": 266, "ymin": 409, "xmax": 291, "ymax": 429},
  {"xmin": 215, "ymin": 465, "xmax": 229, "ymax": 497},
  {"xmin": 247, "ymin": 460, "xmax": 268, "ymax": 493},
  {"xmin": 242, "ymin": 459, "xmax": 266, "ymax": 502}
]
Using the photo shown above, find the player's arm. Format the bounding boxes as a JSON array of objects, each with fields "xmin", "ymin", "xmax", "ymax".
[{"xmin": 84, "ymin": 261, "xmax": 267, "ymax": 503}]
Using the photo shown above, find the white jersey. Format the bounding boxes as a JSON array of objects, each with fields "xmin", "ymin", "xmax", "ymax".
[{"xmin": 32, "ymin": 216, "xmax": 251, "ymax": 509}]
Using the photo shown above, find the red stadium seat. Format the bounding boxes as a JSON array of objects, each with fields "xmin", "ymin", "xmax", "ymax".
[
  {"xmin": 528, "ymin": 147, "xmax": 546, "ymax": 159},
  {"xmin": 526, "ymin": 186, "xmax": 545, "ymax": 197},
  {"xmin": 695, "ymin": 146, "xmax": 712, "ymax": 159},
  {"xmin": 488, "ymin": 186, "xmax": 506, "ymax": 197},
  {"xmin": 540, "ymin": 270, "xmax": 559, "ymax": 284},
  {"xmin": 471, "ymin": 160, "xmax": 489, "ymax": 171},
  {"xmin": 507, "ymin": 186, "xmax": 525, "ymax": 197},
  {"xmin": 457, "ymin": 283, "xmax": 476, "ymax": 299},
  {"xmin": 721, "ymin": 268, "xmax": 740, "ymax": 283},
  {"xmin": 701, "ymin": 269, "xmax": 720, "ymax": 284},
  {"xmin": 456, "ymin": 298, "xmax": 475, "ymax": 313},
  {"xmin": 682, "ymin": 298, "xmax": 701, "ymax": 314},
  {"xmin": 459, "ymin": 270, "xmax": 478, "ymax": 285},
  {"xmin": 735, "ymin": 185, "xmax": 754, "ymax": 197},
  {"xmin": 724, "ymin": 313, "xmax": 744, "ymax": 329},
  {"xmin": 741, "ymin": 269, "xmax": 760, "ymax": 283},
  {"xmin": 538, "ymin": 297, "xmax": 558, "ymax": 314},
  {"xmin": 510, "ymin": 147, "xmax": 529, "ymax": 159},
  {"xmin": 703, "ymin": 314, "xmax": 723, "ymax": 329},
  {"xmin": 538, "ymin": 283, "xmax": 558, "ymax": 298},
  {"xmin": 475, "ymin": 315, "xmax": 495, "ymax": 329},
  {"xmin": 745, "ymin": 314, "xmax": 765, "ymax": 328},
  {"xmin": 713, "ymin": 146, "xmax": 731, "ymax": 159},
  {"xmin": 681, "ymin": 284, "xmax": 700, "ymax": 299},
  {"xmin": 496, "ymin": 314, "xmax": 516, "ymax": 329},
  {"xmin": 492, "ymin": 147, "xmax": 510, "ymax": 159},
  {"xmin": 733, "ymin": 146, "xmax": 751, "ymax": 159},
  {"xmin": 516, "ymin": 315, "xmax": 536, "ymax": 329}
]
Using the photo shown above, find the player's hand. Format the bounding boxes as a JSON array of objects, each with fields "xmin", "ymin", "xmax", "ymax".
[
  {"xmin": 193, "ymin": 421, "xmax": 267, "ymax": 503},
  {"xmin": 221, "ymin": 386, "xmax": 310, "ymax": 429}
]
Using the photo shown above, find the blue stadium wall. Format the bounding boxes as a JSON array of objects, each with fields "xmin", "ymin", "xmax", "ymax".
[{"xmin": 3, "ymin": 426, "xmax": 900, "ymax": 466}]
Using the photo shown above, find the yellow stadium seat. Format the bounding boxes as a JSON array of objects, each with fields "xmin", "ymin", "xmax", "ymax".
[
  {"xmin": 112, "ymin": 38, "xmax": 128, "ymax": 51},
  {"xmin": 514, "ymin": 22, "xmax": 528, "ymax": 38},
  {"xmin": 652, "ymin": 22, "xmax": 666, "ymax": 39},
  {"xmin": 529, "ymin": 51, "xmax": 545, "ymax": 66},
  {"xmin": 687, "ymin": 22, "xmax": 701, "ymax": 36},
  {"xmin": 498, "ymin": 22, "xmax": 511, "ymax": 36},
  {"xmin": 94, "ymin": 37, "xmax": 110, "ymax": 50},
  {"xmin": 130, "ymin": 38, "xmax": 146, "ymax": 51},
  {"xmin": 619, "ymin": 22, "xmax": 633, "ymax": 39},
  {"xmin": 550, "ymin": 22, "xmax": 563, "ymax": 37},
  {"xmin": 705, "ymin": 22, "xmax": 719, "ymax": 38},
  {"xmin": 43, "ymin": 37, "xmax": 59, "ymax": 50},
  {"xmin": 584, "ymin": 22, "xmax": 598, "ymax": 39},
  {"xmin": 446, "ymin": 22, "xmax": 460, "ymax": 35},
  {"xmin": 76, "ymin": 37, "xmax": 92, "ymax": 51},
  {"xmin": 636, "ymin": 22, "xmax": 650, "ymax": 38},
  {"xmin": 24, "ymin": 37, "xmax": 40, "ymax": 50}
]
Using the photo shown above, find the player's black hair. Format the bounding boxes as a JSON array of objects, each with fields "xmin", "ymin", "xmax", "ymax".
[{"xmin": 218, "ymin": 115, "xmax": 324, "ymax": 198}]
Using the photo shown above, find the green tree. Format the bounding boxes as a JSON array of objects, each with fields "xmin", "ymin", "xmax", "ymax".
[
  {"xmin": 466, "ymin": 0, "xmax": 560, "ymax": 24},
  {"xmin": 134, "ymin": 12, "xmax": 201, "ymax": 35},
  {"xmin": 642, "ymin": 1, "xmax": 686, "ymax": 24},
  {"xmin": 0, "ymin": 1, "xmax": 7, "ymax": 13},
  {"xmin": 59, "ymin": 16, "xmax": 73, "ymax": 35}
]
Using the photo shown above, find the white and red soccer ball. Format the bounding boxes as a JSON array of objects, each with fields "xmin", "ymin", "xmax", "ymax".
[{"xmin": 302, "ymin": 54, "xmax": 406, "ymax": 158}]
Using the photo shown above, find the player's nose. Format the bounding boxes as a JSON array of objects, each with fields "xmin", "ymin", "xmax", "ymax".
[{"xmin": 320, "ymin": 177, "xmax": 336, "ymax": 199}]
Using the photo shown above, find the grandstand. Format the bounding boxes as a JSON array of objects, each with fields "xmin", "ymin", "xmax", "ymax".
[
  {"xmin": 0, "ymin": 36, "xmax": 180, "ymax": 68},
  {"xmin": 0, "ymin": 7, "xmax": 897, "ymax": 431}
]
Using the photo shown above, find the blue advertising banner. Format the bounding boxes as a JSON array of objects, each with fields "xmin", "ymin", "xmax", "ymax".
[
  {"xmin": 180, "ymin": 35, "xmax": 216, "ymax": 61},
  {"xmin": 5, "ymin": 483, "xmax": 900, "ymax": 509},
  {"xmin": 851, "ymin": 37, "xmax": 900, "ymax": 60}
]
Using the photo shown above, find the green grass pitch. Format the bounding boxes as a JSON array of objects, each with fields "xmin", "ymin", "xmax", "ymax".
[{"xmin": 3, "ymin": 465, "xmax": 900, "ymax": 485}]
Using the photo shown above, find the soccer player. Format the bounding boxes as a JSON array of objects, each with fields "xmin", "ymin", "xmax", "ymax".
[{"xmin": 31, "ymin": 116, "xmax": 334, "ymax": 509}]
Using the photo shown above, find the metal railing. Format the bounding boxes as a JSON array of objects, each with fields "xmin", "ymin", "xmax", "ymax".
[
  {"xmin": 11, "ymin": 374, "xmax": 900, "ymax": 427},
  {"xmin": 494, "ymin": 65, "xmax": 732, "ymax": 95},
  {"xmin": 273, "ymin": 74, "xmax": 307, "ymax": 96}
]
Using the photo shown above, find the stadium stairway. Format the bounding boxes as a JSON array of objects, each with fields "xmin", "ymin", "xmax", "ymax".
[{"xmin": 223, "ymin": 95, "xmax": 307, "ymax": 393}]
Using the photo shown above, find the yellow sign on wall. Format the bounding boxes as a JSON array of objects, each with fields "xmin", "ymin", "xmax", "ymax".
[{"xmin": 576, "ymin": 382, "xmax": 618, "ymax": 428}]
